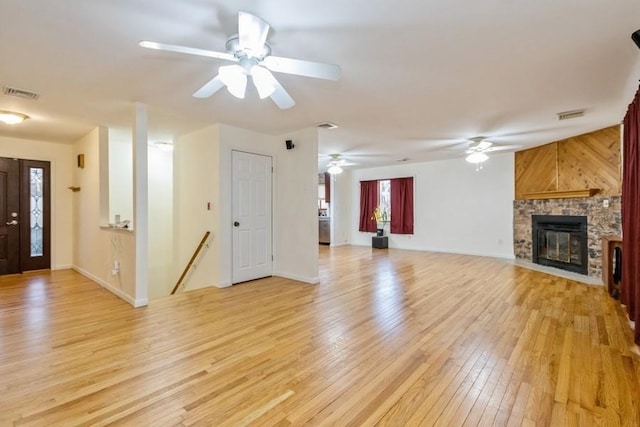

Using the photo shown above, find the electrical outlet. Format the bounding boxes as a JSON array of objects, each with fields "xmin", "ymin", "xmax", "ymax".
[{"xmin": 603, "ymin": 199, "xmax": 609, "ymax": 208}]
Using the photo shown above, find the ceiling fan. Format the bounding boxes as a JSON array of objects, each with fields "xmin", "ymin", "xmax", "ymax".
[
  {"xmin": 462, "ymin": 136, "xmax": 519, "ymax": 169},
  {"xmin": 139, "ymin": 11, "xmax": 341, "ymax": 109},
  {"xmin": 326, "ymin": 154, "xmax": 356, "ymax": 174}
]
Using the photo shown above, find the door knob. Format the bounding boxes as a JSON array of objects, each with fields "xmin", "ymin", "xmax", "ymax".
[
  {"xmin": 234, "ymin": 221, "xmax": 240, "ymax": 227},
  {"xmin": 6, "ymin": 220, "xmax": 18, "ymax": 226}
]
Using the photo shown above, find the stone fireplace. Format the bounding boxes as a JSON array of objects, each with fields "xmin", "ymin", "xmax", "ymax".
[{"xmin": 514, "ymin": 196, "xmax": 621, "ymax": 278}]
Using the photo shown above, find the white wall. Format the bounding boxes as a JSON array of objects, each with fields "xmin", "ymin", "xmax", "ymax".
[
  {"xmin": 148, "ymin": 145, "xmax": 173, "ymax": 298},
  {"xmin": 270, "ymin": 127, "xmax": 319, "ymax": 283},
  {"xmin": 108, "ymin": 135, "xmax": 133, "ymax": 224},
  {"xmin": 0, "ymin": 135, "xmax": 74, "ymax": 269},
  {"xmin": 329, "ymin": 170, "xmax": 351, "ymax": 247},
  {"xmin": 348, "ymin": 153, "xmax": 515, "ymax": 259},
  {"xmin": 174, "ymin": 124, "xmax": 221, "ymax": 290},
  {"xmin": 72, "ymin": 127, "xmax": 139, "ymax": 305},
  {"xmin": 174, "ymin": 123, "xmax": 319, "ymax": 290}
]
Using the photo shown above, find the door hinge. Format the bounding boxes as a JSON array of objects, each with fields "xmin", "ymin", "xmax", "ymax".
[{"xmin": 272, "ymin": 255, "xmax": 274, "ymax": 261}]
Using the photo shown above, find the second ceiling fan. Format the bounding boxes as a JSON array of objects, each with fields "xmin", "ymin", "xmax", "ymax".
[{"xmin": 139, "ymin": 11, "xmax": 341, "ymax": 109}]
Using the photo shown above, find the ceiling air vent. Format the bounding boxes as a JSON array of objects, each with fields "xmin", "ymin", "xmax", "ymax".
[
  {"xmin": 3, "ymin": 86, "xmax": 40, "ymax": 101},
  {"xmin": 317, "ymin": 122, "xmax": 338, "ymax": 130},
  {"xmin": 557, "ymin": 109, "xmax": 584, "ymax": 121}
]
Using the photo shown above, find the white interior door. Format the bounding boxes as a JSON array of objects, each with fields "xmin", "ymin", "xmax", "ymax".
[{"xmin": 232, "ymin": 150, "xmax": 272, "ymax": 283}]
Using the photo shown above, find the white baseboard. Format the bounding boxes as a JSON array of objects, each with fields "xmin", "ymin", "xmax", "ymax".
[
  {"xmin": 329, "ymin": 242, "xmax": 349, "ymax": 247},
  {"xmin": 52, "ymin": 264, "xmax": 73, "ymax": 271},
  {"xmin": 349, "ymin": 242, "xmax": 516, "ymax": 260},
  {"xmin": 72, "ymin": 266, "xmax": 147, "ymax": 307},
  {"xmin": 273, "ymin": 271, "xmax": 319, "ymax": 284},
  {"xmin": 420, "ymin": 247, "xmax": 516, "ymax": 260}
]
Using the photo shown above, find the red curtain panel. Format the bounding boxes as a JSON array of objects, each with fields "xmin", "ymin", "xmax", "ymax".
[
  {"xmin": 622, "ymin": 86, "xmax": 640, "ymax": 345},
  {"xmin": 390, "ymin": 177, "xmax": 414, "ymax": 234},
  {"xmin": 358, "ymin": 180, "xmax": 378, "ymax": 232}
]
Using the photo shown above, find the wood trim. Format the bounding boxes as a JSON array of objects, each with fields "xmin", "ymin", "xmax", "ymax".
[
  {"xmin": 601, "ymin": 235, "xmax": 622, "ymax": 297},
  {"xmin": 514, "ymin": 126, "xmax": 621, "ymax": 199},
  {"xmin": 522, "ymin": 188, "xmax": 600, "ymax": 200}
]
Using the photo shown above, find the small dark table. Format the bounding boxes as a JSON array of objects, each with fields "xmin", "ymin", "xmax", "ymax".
[{"xmin": 372, "ymin": 236, "xmax": 388, "ymax": 249}]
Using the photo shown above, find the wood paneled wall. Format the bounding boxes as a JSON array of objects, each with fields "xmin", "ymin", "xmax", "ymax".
[{"xmin": 514, "ymin": 126, "xmax": 621, "ymax": 199}]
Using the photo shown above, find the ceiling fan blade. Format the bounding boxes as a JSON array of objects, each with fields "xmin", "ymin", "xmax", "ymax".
[
  {"xmin": 238, "ymin": 12, "xmax": 270, "ymax": 54},
  {"xmin": 269, "ymin": 79, "xmax": 295, "ymax": 109},
  {"xmin": 485, "ymin": 145, "xmax": 521, "ymax": 152},
  {"xmin": 476, "ymin": 140, "xmax": 493, "ymax": 150},
  {"xmin": 263, "ymin": 56, "xmax": 341, "ymax": 81},
  {"xmin": 192, "ymin": 75, "xmax": 225, "ymax": 98},
  {"xmin": 139, "ymin": 41, "xmax": 237, "ymax": 62}
]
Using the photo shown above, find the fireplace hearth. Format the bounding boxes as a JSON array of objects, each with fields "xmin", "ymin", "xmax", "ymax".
[{"xmin": 532, "ymin": 215, "xmax": 588, "ymax": 275}]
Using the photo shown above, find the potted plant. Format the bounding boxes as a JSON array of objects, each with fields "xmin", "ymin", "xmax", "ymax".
[{"xmin": 371, "ymin": 206, "xmax": 389, "ymax": 236}]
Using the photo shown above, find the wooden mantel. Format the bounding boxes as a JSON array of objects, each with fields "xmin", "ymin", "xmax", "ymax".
[{"xmin": 522, "ymin": 189, "xmax": 600, "ymax": 200}]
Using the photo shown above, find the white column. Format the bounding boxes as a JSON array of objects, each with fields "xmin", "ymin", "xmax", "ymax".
[{"xmin": 133, "ymin": 103, "xmax": 149, "ymax": 306}]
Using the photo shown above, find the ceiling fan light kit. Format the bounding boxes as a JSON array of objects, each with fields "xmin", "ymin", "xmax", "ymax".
[
  {"xmin": 464, "ymin": 137, "xmax": 492, "ymax": 170},
  {"xmin": 465, "ymin": 152, "xmax": 489, "ymax": 164},
  {"xmin": 139, "ymin": 11, "xmax": 341, "ymax": 109},
  {"xmin": 327, "ymin": 153, "xmax": 351, "ymax": 174},
  {"xmin": 327, "ymin": 164, "xmax": 343, "ymax": 174},
  {"xmin": 218, "ymin": 65, "xmax": 247, "ymax": 98},
  {"xmin": 0, "ymin": 110, "xmax": 29, "ymax": 125}
]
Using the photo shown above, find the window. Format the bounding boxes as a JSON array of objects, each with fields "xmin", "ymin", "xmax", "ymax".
[
  {"xmin": 29, "ymin": 167, "xmax": 44, "ymax": 257},
  {"xmin": 379, "ymin": 180, "xmax": 391, "ymax": 222},
  {"xmin": 359, "ymin": 177, "xmax": 414, "ymax": 234}
]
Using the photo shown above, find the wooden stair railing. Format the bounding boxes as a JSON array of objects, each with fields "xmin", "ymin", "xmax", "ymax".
[{"xmin": 171, "ymin": 231, "xmax": 210, "ymax": 295}]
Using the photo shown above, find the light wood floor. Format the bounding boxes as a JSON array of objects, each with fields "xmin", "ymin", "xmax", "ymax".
[{"xmin": 1, "ymin": 246, "xmax": 639, "ymax": 426}]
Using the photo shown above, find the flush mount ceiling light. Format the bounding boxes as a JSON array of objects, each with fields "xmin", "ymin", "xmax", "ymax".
[
  {"xmin": 0, "ymin": 111, "xmax": 29, "ymax": 125},
  {"xmin": 153, "ymin": 141, "xmax": 174, "ymax": 152}
]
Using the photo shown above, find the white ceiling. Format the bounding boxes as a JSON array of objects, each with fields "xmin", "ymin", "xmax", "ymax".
[{"xmin": 1, "ymin": 1, "xmax": 639, "ymax": 171}]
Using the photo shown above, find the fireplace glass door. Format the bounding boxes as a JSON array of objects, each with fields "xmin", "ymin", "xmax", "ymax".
[
  {"xmin": 531, "ymin": 215, "xmax": 588, "ymax": 275},
  {"xmin": 537, "ymin": 230, "xmax": 583, "ymax": 266}
]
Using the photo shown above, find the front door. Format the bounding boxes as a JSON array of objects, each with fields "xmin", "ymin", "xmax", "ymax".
[
  {"xmin": 232, "ymin": 150, "xmax": 272, "ymax": 284},
  {"xmin": 0, "ymin": 157, "xmax": 51, "ymax": 275},
  {"xmin": 0, "ymin": 158, "xmax": 20, "ymax": 274}
]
